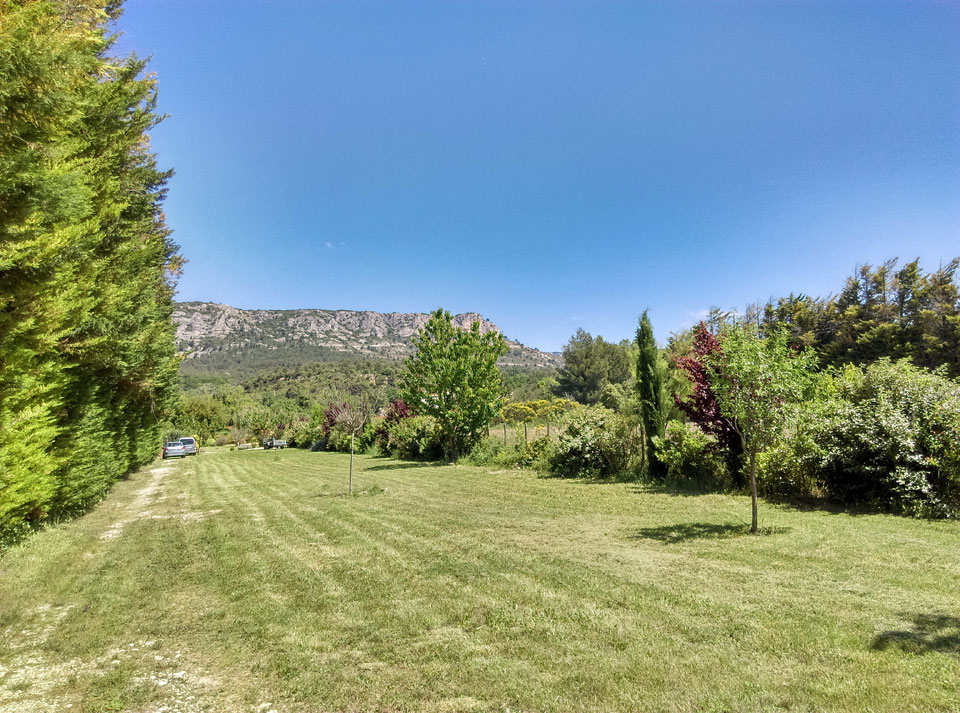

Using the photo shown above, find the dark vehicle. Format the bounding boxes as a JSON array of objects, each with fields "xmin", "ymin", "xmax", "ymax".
[
  {"xmin": 162, "ymin": 442, "xmax": 186, "ymax": 459},
  {"xmin": 262, "ymin": 438, "xmax": 288, "ymax": 450},
  {"xmin": 179, "ymin": 436, "xmax": 198, "ymax": 455}
]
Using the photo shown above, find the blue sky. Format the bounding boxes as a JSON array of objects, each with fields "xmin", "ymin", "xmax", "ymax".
[{"xmin": 117, "ymin": 0, "xmax": 960, "ymax": 351}]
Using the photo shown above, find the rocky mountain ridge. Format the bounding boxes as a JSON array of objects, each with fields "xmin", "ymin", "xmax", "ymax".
[{"xmin": 173, "ymin": 302, "xmax": 560, "ymax": 368}]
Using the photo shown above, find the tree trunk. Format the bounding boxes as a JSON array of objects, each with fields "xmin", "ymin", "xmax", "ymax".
[
  {"xmin": 546, "ymin": 419, "xmax": 550, "ymax": 438},
  {"xmin": 640, "ymin": 421, "xmax": 647, "ymax": 474},
  {"xmin": 523, "ymin": 422, "xmax": 528, "ymax": 445},
  {"xmin": 749, "ymin": 448, "xmax": 758, "ymax": 533},
  {"xmin": 503, "ymin": 422, "xmax": 507, "ymax": 445},
  {"xmin": 349, "ymin": 432, "xmax": 354, "ymax": 495}
]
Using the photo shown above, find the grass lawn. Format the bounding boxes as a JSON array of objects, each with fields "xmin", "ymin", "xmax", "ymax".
[{"xmin": 1, "ymin": 448, "xmax": 958, "ymax": 713}]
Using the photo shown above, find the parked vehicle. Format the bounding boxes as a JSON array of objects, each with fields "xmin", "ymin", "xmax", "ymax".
[
  {"xmin": 162, "ymin": 442, "xmax": 187, "ymax": 459},
  {"xmin": 179, "ymin": 436, "xmax": 199, "ymax": 455},
  {"xmin": 262, "ymin": 438, "xmax": 288, "ymax": 450}
]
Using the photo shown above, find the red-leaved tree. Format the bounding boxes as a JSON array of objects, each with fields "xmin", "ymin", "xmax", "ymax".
[
  {"xmin": 673, "ymin": 323, "xmax": 744, "ymax": 486},
  {"xmin": 374, "ymin": 399, "xmax": 412, "ymax": 453}
]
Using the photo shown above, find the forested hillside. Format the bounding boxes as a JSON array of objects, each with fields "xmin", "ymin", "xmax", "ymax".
[{"xmin": 0, "ymin": 1, "xmax": 180, "ymax": 542}]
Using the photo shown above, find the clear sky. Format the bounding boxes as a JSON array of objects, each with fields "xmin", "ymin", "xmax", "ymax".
[{"xmin": 117, "ymin": 0, "xmax": 960, "ymax": 351}]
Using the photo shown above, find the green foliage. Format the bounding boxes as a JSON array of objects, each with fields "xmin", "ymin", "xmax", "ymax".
[
  {"xmin": 482, "ymin": 434, "xmax": 556, "ymax": 471},
  {"xmin": 652, "ymin": 421, "xmax": 729, "ymax": 487},
  {"xmin": 0, "ymin": 0, "xmax": 180, "ymax": 540},
  {"xmin": 177, "ymin": 394, "xmax": 228, "ymax": 444},
  {"xmin": 500, "ymin": 367, "xmax": 559, "ymax": 401},
  {"xmin": 233, "ymin": 404, "xmax": 274, "ymax": 441},
  {"xmin": 549, "ymin": 406, "xmax": 643, "ymax": 479},
  {"xmin": 815, "ymin": 359, "xmax": 960, "ymax": 517},
  {"xmin": 233, "ymin": 358, "xmax": 402, "ymax": 413},
  {"xmin": 286, "ymin": 417, "xmax": 318, "ymax": 449},
  {"xmin": 598, "ymin": 382, "xmax": 638, "ymax": 414},
  {"xmin": 557, "ymin": 329, "xmax": 632, "ymax": 404},
  {"xmin": 759, "ymin": 258, "xmax": 960, "ymax": 377},
  {"xmin": 753, "ymin": 378, "xmax": 830, "ymax": 498},
  {"xmin": 502, "ymin": 401, "xmax": 537, "ymax": 424},
  {"xmin": 327, "ymin": 421, "xmax": 377, "ymax": 454},
  {"xmin": 458, "ymin": 436, "xmax": 506, "ymax": 466},
  {"xmin": 710, "ymin": 325, "xmax": 820, "ymax": 530},
  {"xmin": 516, "ymin": 435, "xmax": 555, "ymax": 470},
  {"xmin": 711, "ymin": 326, "xmax": 820, "ymax": 456},
  {"xmin": 635, "ymin": 310, "xmax": 670, "ymax": 477},
  {"xmin": 382, "ymin": 415, "xmax": 444, "ymax": 461},
  {"xmin": 400, "ymin": 308, "xmax": 507, "ymax": 460}
]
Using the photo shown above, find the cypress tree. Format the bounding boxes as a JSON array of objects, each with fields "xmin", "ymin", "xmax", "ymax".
[
  {"xmin": 635, "ymin": 310, "xmax": 669, "ymax": 478},
  {"xmin": 0, "ymin": 0, "xmax": 180, "ymax": 540}
]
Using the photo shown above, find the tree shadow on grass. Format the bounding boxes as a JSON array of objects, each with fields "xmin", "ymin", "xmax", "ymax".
[
  {"xmin": 872, "ymin": 614, "xmax": 960, "ymax": 655},
  {"xmin": 628, "ymin": 522, "xmax": 790, "ymax": 543},
  {"xmin": 365, "ymin": 461, "xmax": 442, "ymax": 472}
]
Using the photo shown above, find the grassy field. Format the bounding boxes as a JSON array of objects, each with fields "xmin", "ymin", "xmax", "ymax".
[{"xmin": 1, "ymin": 448, "xmax": 958, "ymax": 713}]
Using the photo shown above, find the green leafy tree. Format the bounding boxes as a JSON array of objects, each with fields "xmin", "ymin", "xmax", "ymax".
[
  {"xmin": 557, "ymin": 329, "xmax": 632, "ymax": 404},
  {"xmin": 635, "ymin": 310, "xmax": 670, "ymax": 477},
  {"xmin": 400, "ymin": 309, "xmax": 507, "ymax": 460},
  {"xmin": 537, "ymin": 377, "xmax": 560, "ymax": 400},
  {"xmin": 710, "ymin": 325, "xmax": 819, "ymax": 532},
  {"xmin": 759, "ymin": 258, "xmax": 960, "ymax": 377},
  {"xmin": 178, "ymin": 395, "xmax": 228, "ymax": 444},
  {"xmin": 233, "ymin": 404, "xmax": 273, "ymax": 443}
]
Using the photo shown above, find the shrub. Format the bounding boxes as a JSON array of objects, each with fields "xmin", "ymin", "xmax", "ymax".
[
  {"xmin": 385, "ymin": 415, "xmax": 444, "ymax": 461},
  {"xmin": 653, "ymin": 421, "xmax": 729, "ymax": 486},
  {"xmin": 460, "ymin": 437, "xmax": 506, "ymax": 466},
  {"xmin": 489, "ymin": 434, "xmax": 556, "ymax": 471},
  {"xmin": 285, "ymin": 419, "xmax": 315, "ymax": 449},
  {"xmin": 327, "ymin": 420, "xmax": 377, "ymax": 454},
  {"xmin": 374, "ymin": 399, "xmax": 412, "ymax": 453},
  {"xmin": 550, "ymin": 406, "xmax": 642, "ymax": 478},
  {"xmin": 519, "ymin": 435, "xmax": 555, "ymax": 471},
  {"xmin": 815, "ymin": 359, "xmax": 960, "ymax": 517},
  {"xmin": 755, "ymin": 395, "xmax": 826, "ymax": 498}
]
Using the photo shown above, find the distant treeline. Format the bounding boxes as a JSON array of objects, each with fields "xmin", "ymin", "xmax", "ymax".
[
  {"xmin": 0, "ymin": 1, "xmax": 180, "ymax": 542},
  {"xmin": 758, "ymin": 258, "xmax": 960, "ymax": 377}
]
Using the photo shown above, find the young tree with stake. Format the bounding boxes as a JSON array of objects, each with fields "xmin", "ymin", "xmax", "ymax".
[
  {"xmin": 709, "ymin": 325, "xmax": 818, "ymax": 532},
  {"xmin": 335, "ymin": 402, "xmax": 369, "ymax": 495}
]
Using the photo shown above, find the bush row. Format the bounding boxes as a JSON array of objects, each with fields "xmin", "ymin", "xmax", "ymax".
[
  {"xmin": 655, "ymin": 359, "xmax": 960, "ymax": 517},
  {"xmin": 283, "ymin": 357, "xmax": 959, "ymax": 519}
]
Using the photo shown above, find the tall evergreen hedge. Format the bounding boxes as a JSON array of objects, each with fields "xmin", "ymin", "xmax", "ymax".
[{"xmin": 0, "ymin": 0, "xmax": 181, "ymax": 541}]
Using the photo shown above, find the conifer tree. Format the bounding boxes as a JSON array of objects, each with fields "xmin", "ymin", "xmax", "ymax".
[
  {"xmin": 635, "ymin": 311, "xmax": 669, "ymax": 477},
  {"xmin": 0, "ymin": 0, "xmax": 180, "ymax": 540}
]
